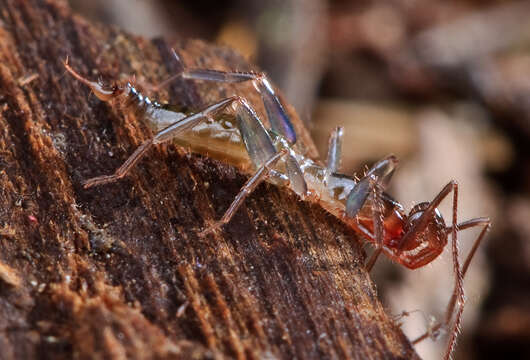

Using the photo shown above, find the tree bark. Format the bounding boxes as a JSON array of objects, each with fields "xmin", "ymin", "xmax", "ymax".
[{"xmin": 0, "ymin": 0, "xmax": 419, "ymax": 359}]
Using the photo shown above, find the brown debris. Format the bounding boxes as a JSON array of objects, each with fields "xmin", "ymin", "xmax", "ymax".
[{"xmin": 0, "ymin": 262, "xmax": 21, "ymax": 289}]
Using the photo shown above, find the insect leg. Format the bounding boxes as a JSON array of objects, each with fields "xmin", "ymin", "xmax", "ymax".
[
  {"xmin": 365, "ymin": 179, "xmax": 385, "ymax": 272},
  {"xmin": 153, "ymin": 97, "xmax": 237, "ymax": 143},
  {"xmin": 398, "ymin": 181, "xmax": 463, "ymax": 360},
  {"xmin": 326, "ymin": 127, "xmax": 343, "ymax": 173},
  {"xmin": 83, "ymin": 97, "xmax": 237, "ymax": 188},
  {"xmin": 200, "ymin": 97, "xmax": 307, "ymax": 234},
  {"xmin": 459, "ymin": 218, "xmax": 491, "ymax": 276},
  {"xmin": 83, "ymin": 139, "xmax": 154, "ymax": 188},
  {"xmin": 202, "ymin": 149, "xmax": 289, "ymax": 235},
  {"xmin": 185, "ymin": 70, "xmax": 296, "ymax": 143},
  {"xmin": 345, "ymin": 155, "xmax": 398, "ymax": 218},
  {"xmin": 252, "ymin": 76, "xmax": 297, "ymax": 144},
  {"xmin": 156, "ymin": 50, "xmax": 297, "ymax": 143},
  {"xmin": 412, "ymin": 218, "xmax": 491, "ymax": 351},
  {"xmin": 344, "ymin": 155, "xmax": 397, "ymax": 271},
  {"xmin": 233, "ymin": 98, "xmax": 307, "ymax": 196}
]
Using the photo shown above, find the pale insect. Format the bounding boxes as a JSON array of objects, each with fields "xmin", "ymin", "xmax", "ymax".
[{"xmin": 64, "ymin": 50, "xmax": 490, "ymax": 360}]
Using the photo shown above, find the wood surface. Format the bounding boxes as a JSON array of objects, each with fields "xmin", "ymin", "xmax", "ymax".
[{"xmin": 0, "ymin": 0, "xmax": 419, "ymax": 359}]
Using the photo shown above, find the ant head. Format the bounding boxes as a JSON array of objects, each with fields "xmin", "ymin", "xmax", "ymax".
[{"xmin": 397, "ymin": 202, "xmax": 448, "ymax": 269}]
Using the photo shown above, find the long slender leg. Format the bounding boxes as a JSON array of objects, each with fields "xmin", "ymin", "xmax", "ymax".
[
  {"xmin": 201, "ymin": 149, "xmax": 288, "ymax": 235},
  {"xmin": 445, "ymin": 182, "xmax": 464, "ymax": 360},
  {"xmin": 401, "ymin": 181, "xmax": 490, "ymax": 360},
  {"xmin": 458, "ymin": 218, "xmax": 491, "ymax": 276},
  {"xmin": 345, "ymin": 155, "xmax": 398, "ymax": 271},
  {"xmin": 153, "ymin": 97, "xmax": 236, "ymax": 143},
  {"xmin": 198, "ymin": 95, "xmax": 307, "ymax": 232},
  {"xmin": 411, "ymin": 218, "xmax": 491, "ymax": 345},
  {"xmin": 83, "ymin": 139, "xmax": 154, "ymax": 188},
  {"xmin": 161, "ymin": 52, "xmax": 307, "ymax": 194},
  {"xmin": 327, "ymin": 127, "xmax": 343, "ymax": 173},
  {"xmin": 200, "ymin": 95, "xmax": 307, "ymax": 229},
  {"xmin": 186, "ymin": 70, "xmax": 296, "ymax": 143},
  {"xmin": 83, "ymin": 97, "xmax": 237, "ymax": 188},
  {"xmin": 365, "ymin": 179, "xmax": 384, "ymax": 272},
  {"xmin": 394, "ymin": 181, "xmax": 462, "ymax": 360},
  {"xmin": 154, "ymin": 49, "xmax": 297, "ymax": 143}
]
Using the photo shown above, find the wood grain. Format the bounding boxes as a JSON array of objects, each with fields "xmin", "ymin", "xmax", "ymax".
[{"xmin": 0, "ymin": 0, "xmax": 419, "ymax": 359}]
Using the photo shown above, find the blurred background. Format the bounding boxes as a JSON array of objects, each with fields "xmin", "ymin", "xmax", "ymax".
[{"xmin": 68, "ymin": 0, "xmax": 530, "ymax": 358}]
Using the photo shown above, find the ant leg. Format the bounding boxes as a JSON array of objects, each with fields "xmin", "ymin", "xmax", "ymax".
[
  {"xmin": 398, "ymin": 181, "xmax": 466, "ymax": 360},
  {"xmin": 156, "ymin": 49, "xmax": 297, "ymax": 143},
  {"xmin": 458, "ymin": 218, "xmax": 491, "ymax": 277},
  {"xmin": 326, "ymin": 127, "xmax": 343, "ymax": 173},
  {"xmin": 344, "ymin": 156, "xmax": 397, "ymax": 270},
  {"xmin": 201, "ymin": 149, "xmax": 289, "ymax": 235},
  {"xmin": 365, "ymin": 180, "xmax": 385, "ymax": 272},
  {"xmin": 412, "ymin": 218, "xmax": 491, "ymax": 345},
  {"xmin": 83, "ymin": 97, "xmax": 237, "ymax": 188}
]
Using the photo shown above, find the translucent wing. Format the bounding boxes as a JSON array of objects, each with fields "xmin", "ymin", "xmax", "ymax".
[
  {"xmin": 254, "ymin": 77, "xmax": 297, "ymax": 144},
  {"xmin": 235, "ymin": 98, "xmax": 277, "ymax": 168}
]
